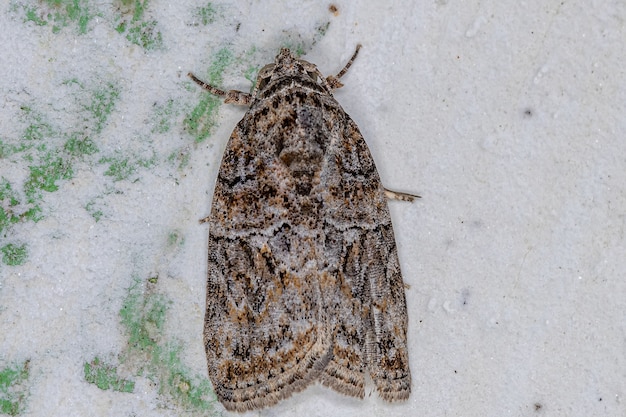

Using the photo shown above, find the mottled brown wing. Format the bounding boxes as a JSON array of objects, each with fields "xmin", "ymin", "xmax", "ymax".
[
  {"xmin": 204, "ymin": 122, "xmax": 333, "ymax": 412},
  {"xmin": 319, "ymin": 116, "xmax": 411, "ymax": 401}
]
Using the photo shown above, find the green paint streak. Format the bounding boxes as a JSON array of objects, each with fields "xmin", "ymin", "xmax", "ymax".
[
  {"xmin": 240, "ymin": 46, "xmax": 260, "ymax": 90},
  {"xmin": 1, "ymin": 244, "xmax": 28, "ymax": 266},
  {"xmin": 185, "ymin": 48, "xmax": 234, "ymax": 143},
  {"xmin": 120, "ymin": 278, "xmax": 168, "ymax": 352},
  {"xmin": 117, "ymin": 277, "xmax": 218, "ymax": 413},
  {"xmin": 206, "ymin": 49, "xmax": 234, "ymax": 85},
  {"xmin": 185, "ymin": 95, "xmax": 221, "ymax": 144},
  {"xmin": 0, "ymin": 360, "xmax": 30, "ymax": 416},
  {"xmin": 84, "ymin": 357, "xmax": 135, "ymax": 393}
]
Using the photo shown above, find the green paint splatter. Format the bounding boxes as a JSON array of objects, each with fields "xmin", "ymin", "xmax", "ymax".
[
  {"xmin": 120, "ymin": 278, "xmax": 169, "ymax": 352},
  {"xmin": 85, "ymin": 199, "xmax": 104, "ymax": 222},
  {"xmin": 114, "ymin": 20, "xmax": 126, "ymax": 34},
  {"xmin": 0, "ymin": 179, "xmax": 21, "ymax": 234},
  {"xmin": 20, "ymin": 107, "xmax": 54, "ymax": 143},
  {"xmin": 138, "ymin": 154, "xmax": 157, "ymax": 169},
  {"xmin": 18, "ymin": 80, "xmax": 118, "ymax": 200},
  {"xmin": 0, "ymin": 138, "xmax": 29, "ymax": 160},
  {"xmin": 0, "ymin": 360, "xmax": 30, "ymax": 416},
  {"xmin": 100, "ymin": 155, "xmax": 134, "ymax": 182},
  {"xmin": 243, "ymin": 65, "xmax": 260, "ymax": 87},
  {"xmin": 55, "ymin": 0, "xmax": 94, "ymax": 34},
  {"xmin": 114, "ymin": 0, "xmax": 164, "ymax": 50},
  {"xmin": 99, "ymin": 152, "xmax": 156, "ymax": 182},
  {"xmin": 151, "ymin": 99, "xmax": 177, "ymax": 134},
  {"xmin": 317, "ymin": 21, "xmax": 330, "ymax": 37},
  {"xmin": 18, "ymin": 0, "xmax": 96, "ymax": 34},
  {"xmin": 84, "ymin": 83, "xmax": 121, "ymax": 135},
  {"xmin": 22, "ymin": 206, "xmax": 43, "ymax": 224},
  {"xmin": 24, "ymin": 151, "xmax": 74, "ymax": 201},
  {"xmin": 167, "ymin": 148, "xmax": 190, "ymax": 171},
  {"xmin": 128, "ymin": 0, "xmax": 147, "ymax": 21},
  {"xmin": 167, "ymin": 231, "xmax": 184, "ymax": 247},
  {"xmin": 1, "ymin": 244, "xmax": 28, "ymax": 266},
  {"xmin": 115, "ymin": 277, "xmax": 218, "ymax": 413},
  {"xmin": 194, "ymin": 3, "xmax": 217, "ymax": 25},
  {"xmin": 64, "ymin": 133, "xmax": 98, "ymax": 157},
  {"xmin": 205, "ymin": 48, "xmax": 235, "ymax": 85},
  {"xmin": 0, "ymin": 79, "xmax": 122, "ymax": 253},
  {"xmin": 22, "ymin": 6, "xmax": 48, "ymax": 27},
  {"xmin": 125, "ymin": 20, "xmax": 163, "ymax": 50},
  {"xmin": 84, "ymin": 357, "xmax": 135, "ymax": 393},
  {"xmin": 185, "ymin": 48, "xmax": 233, "ymax": 143},
  {"xmin": 185, "ymin": 94, "xmax": 221, "ymax": 144}
]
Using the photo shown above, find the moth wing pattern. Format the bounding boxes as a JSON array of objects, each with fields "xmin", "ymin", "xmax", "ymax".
[
  {"xmin": 319, "ymin": 116, "xmax": 411, "ymax": 401},
  {"xmin": 205, "ymin": 122, "xmax": 335, "ymax": 412},
  {"xmin": 196, "ymin": 46, "xmax": 411, "ymax": 412}
]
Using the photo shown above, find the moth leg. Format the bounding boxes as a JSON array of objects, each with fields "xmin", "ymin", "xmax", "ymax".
[
  {"xmin": 384, "ymin": 188, "xmax": 420, "ymax": 202},
  {"xmin": 188, "ymin": 72, "xmax": 252, "ymax": 105}
]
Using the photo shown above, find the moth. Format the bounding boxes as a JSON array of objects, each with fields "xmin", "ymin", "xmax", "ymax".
[{"xmin": 189, "ymin": 45, "xmax": 414, "ymax": 412}]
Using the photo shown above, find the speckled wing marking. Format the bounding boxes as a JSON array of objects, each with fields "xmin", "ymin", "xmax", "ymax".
[
  {"xmin": 319, "ymin": 116, "xmax": 411, "ymax": 401},
  {"xmin": 190, "ymin": 45, "xmax": 412, "ymax": 412}
]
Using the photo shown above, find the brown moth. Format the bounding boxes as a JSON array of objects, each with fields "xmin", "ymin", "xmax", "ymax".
[{"xmin": 189, "ymin": 45, "xmax": 414, "ymax": 412}]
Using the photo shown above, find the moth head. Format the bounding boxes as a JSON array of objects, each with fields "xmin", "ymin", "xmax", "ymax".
[{"xmin": 256, "ymin": 48, "xmax": 319, "ymax": 91}]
